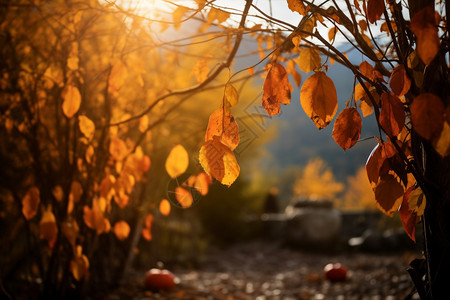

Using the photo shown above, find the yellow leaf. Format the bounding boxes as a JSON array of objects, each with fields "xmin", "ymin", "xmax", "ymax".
[
  {"xmin": 62, "ymin": 85, "xmax": 81, "ymax": 118},
  {"xmin": 291, "ymin": 35, "xmax": 301, "ymax": 49},
  {"xmin": 434, "ymin": 122, "xmax": 450, "ymax": 157},
  {"xmin": 207, "ymin": 7, "xmax": 230, "ymax": 24},
  {"xmin": 295, "ymin": 48, "xmax": 321, "ymax": 73},
  {"xmin": 328, "ymin": 27, "xmax": 337, "ymax": 41},
  {"xmin": 78, "ymin": 115, "xmax": 95, "ymax": 140},
  {"xmin": 85, "ymin": 145, "xmax": 95, "ymax": 164},
  {"xmin": 159, "ymin": 199, "xmax": 171, "ymax": 216},
  {"xmin": 287, "ymin": 0, "xmax": 308, "ymax": 15},
  {"xmin": 199, "ymin": 136, "xmax": 240, "ymax": 186},
  {"xmin": 108, "ymin": 60, "xmax": 128, "ymax": 92},
  {"xmin": 205, "ymin": 109, "xmax": 239, "ymax": 150},
  {"xmin": 165, "ymin": 144, "xmax": 189, "ymax": 178},
  {"xmin": 139, "ymin": 115, "xmax": 149, "ymax": 133},
  {"xmin": 113, "ymin": 221, "xmax": 130, "ymax": 240},
  {"xmin": 22, "ymin": 186, "xmax": 40, "ymax": 220},
  {"xmin": 300, "ymin": 71, "xmax": 338, "ymax": 129},
  {"xmin": 224, "ymin": 83, "xmax": 239, "ymax": 107},
  {"xmin": 109, "ymin": 137, "xmax": 128, "ymax": 161},
  {"xmin": 408, "ymin": 187, "xmax": 426, "ymax": 216}
]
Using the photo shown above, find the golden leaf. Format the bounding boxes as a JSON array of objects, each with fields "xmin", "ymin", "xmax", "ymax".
[
  {"xmin": 108, "ymin": 60, "xmax": 128, "ymax": 92},
  {"xmin": 62, "ymin": 85, "xmax": 81, "ymax": 118},
  {"xmin": 205, "ymin": 109, "xmax": 239, "ymax": 151},
  {"xmin": 296, "ymin": 48, "xmax": 321, "ymax": 73},
  {"xmin": 113, "ymin": 221, "xmax": 130, "ymax": 240},
  {"xmin": 159, "ymin": 199, "xmax": 171, "ymax": 216},
  {"xmin": 408, "ymin": 187, "xmax": 426, "ymax": 216},
  {"xmin": 78, "ymin": 115, "xmax": 95, "ymax": 140},
  {"xmin": 165, "ymin": 144, "xmax": 189, "ymax": 178}
]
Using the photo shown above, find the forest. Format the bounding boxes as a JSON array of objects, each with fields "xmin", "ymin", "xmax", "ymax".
[{"xmin": 0, "ymin": 0, "xmax": 449, "ymax": 299}]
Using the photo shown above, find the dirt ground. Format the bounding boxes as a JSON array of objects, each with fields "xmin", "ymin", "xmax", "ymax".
[{"xmin": 103, "ymin": 240, "xmax": 422, "ymax": 300}]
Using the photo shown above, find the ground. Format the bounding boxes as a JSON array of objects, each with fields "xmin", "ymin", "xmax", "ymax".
[{"xmin": 104, "ymin": 240, "xmax": 422, "ymax": 300}]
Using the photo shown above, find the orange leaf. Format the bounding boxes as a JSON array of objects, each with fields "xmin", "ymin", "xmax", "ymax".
[
  {"xmin": 287, "ymin": 0, "xmax": 308, "ymax": 15},
  {"xmin": 78, "ymin": 115, "xmax": 95, "ymax": 140},
  {"xmin": 142, "ymin": 213, "xmax": 153, "ymax": 241},
  {"xmin": 399, "ymin": 186, "xmax": 417, "ymax": 242},
  {"xmin": 300, "ymin": 71, "xmax": 338, "ymax": 129},
  {"xmin": 22, "ymin": 186, "xmax": 40, "ymax": 220},
  {"xmin": 70, "ymin": 246, "xmax": 89, "ymax": 281},
  {"xmin": 389, "ymin": 65, "xmax": 411, "ymax": 97},
  {"xmin": 367, "ymin": 0, "xmax": 384, "ymax": 24},
  {"xmin": 199, "ymin": 136, "xmax": 240, "ymax": 186},
  {"xmin": 62, "ymin": 85, "xmax": 81, "ymax": 118},
  {"xmin": 165, "ymin": 144, "xmax": 189, "ymax": 178},
  {"xmin": 328, "ymin": 27, "xmax": 337, "ymax": 41},
  {"xmin": 83, "ymin": 205, "xmax": 109, "ymax": 234},
  {"xmin": 410, "ymin": 93, "xmax": 445, "ymax": 140},
  {"xmin": 332, "ymin": 108, "xmax": 362, "ymax": 150},
  {"xmin": 108, "ymin": 60, "xmax": 127, "ymax": 92},
  {"xmin": 359, "ymin": 61, "xmax": 374, "ymax": 80},
  {"xmin": 366, "ymin": 143, "xmax": 384, "ymax": 186},
  {"xmin": 359, "ymin": 99, "xmax": 374, "ymax": 117},
  {"xmin": 195, "ymin": 172, "xmax": 210, "ymax": 196},
  {"xmin": 40, "ymin": 206, "xmax": 58, "ymax": 248},
  {"xmin": 109, "ymin": 137, "xmax": 128, "ymax": 161},
  {"xmin": 69, "ymin": 181, "xmax": 83, "ymax": 203},
  {"xmin": 354, "ymin": 82, "xmax": 372, "ymax": 101},
  {"xmin": 205, "ymin": 109, "xmax": 239, "ymax": 151},
  {"xmin": 224, "ymin": 83, "xmax": 239, "ymax": 107},
  {"xmin": 175, "ymin": 186, "xmax": 193, "ymax": 208},
  {"xmin": 159, "ymin": 199, "xmax": 171, "ymax": 216},
  {"xmin": 262, "ymin": 63, "xmax": 292, "ymax": 116},
  {"xmin": 113, "ymin": 221, "xmax": 130, "ymax": 240},
  {"xmin": 286, "ymin": 59, "xmax": 302, "ymax": 87},
  {"xmin": 374, "ymin": 174, "xmax": 404, "ymax": 215},
  {"xmin": 379, "ymin": 93, "xmax": 405, "ymax": 136},
  {"xmin": 296, "ymin": 48, "xmax": 321, "ymax": 73},
  {"xmin": 410, "ymin": 7, "xmax": 440, "ymax": 65}
]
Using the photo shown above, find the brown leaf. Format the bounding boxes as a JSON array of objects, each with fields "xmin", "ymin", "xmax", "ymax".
[
  {"xmin": 22, "ymin": 186, "xmax": 40, "ymax": 220},
  {"xmin": 374, "ymin": 174, "xmax": 404, "ymax": 215},
  {"xmin": 199, "ymin": 136, "xmax": 240, "ymax": 186},
  {"xmin": 410, "ymin": 93, "xmax": 445, "ymax": 140},
  {"xmin": 205, "ymin": 109, "xmax": 239, "ymax": 150},
  {"xmin": 379, "ymin": 93, "xmax": 405, "ymax": 136},
  {"xmin": 366, "ymin": 143, "xmax": 384, "ymax": 186},
  {"xmin": 262, "ymin": 63, "xmax": 292, "ymax": 116},
  {"xmin": 389, "ymin": 65, "xmax": 411, "ymax": 97},
  {"xmin": 359, "ymin": 61, "xmax": 374, "ymax": 80},
  {"xmin": 40, "ymin": 206, "xmax": 58, "ymax": 248},
  {"xmin": 287, "ymin": 0, "xmax": 308, "ymax": 15},
  {"xmin": 410, "ymin": 7, "xmax": 440, "ymax": 65},
  {"xmin": 300, "ymin": 71, "xmax": 338, "ymax": 129},
  {"xmin": 367, "ymin": 0, "xmax": 385, "ymax": 24},
  {"xmin": 332, "ymin": 108, "xmax": 362, "ymax": 150}
]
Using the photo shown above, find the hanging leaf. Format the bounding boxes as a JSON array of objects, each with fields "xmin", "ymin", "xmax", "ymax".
[
  {"xmin": 379, "ymin": 93, "xmax": 405, "ymax": 137},
  {"xmin": 262, "ymin": 63, "xmax": 292, "ymax": 116},
  {"xmin": 359, "ymin": 61, "xmax": 374, "ymax": 80},
  {"xmin": 291, "ymin": 35, "xmax": 301, "ymax": 49},
  {"xmin": 224, "ymin": 83, "xmax": 239, "ymax": 107},
  {"xmin": 328, "ymin": 27, "xmax": 337, "ymax": 41},
  {"xmin": 175, "ymin": 186, "xmax": 193, "ymax": 208},
  {"xmin": 78, "ymin": 115, "xmax": 95, "ymax": 140},
  {"xmin": 359, "ymin": 99, "xmax": 374, "ymax": 117},
  {"xmin": 109, "ymin": 137, "xmax": 128, "ymax": 161},
  {"xmin": 365, "ymin": 143, "xmax": 384, "ymax": 186},
  {"xmin": 332, "ymin": 108, "xmax": 362, "ymax": 150},
  {"xmin": 296, "ymin": 48, "xmax": 321, "ymax": 73},
  {"xmin": 199, "ymin": 136, "xmax": 240, "ymax": 186},
  {"xmin": 205, "ymin": 109, "xmax": 239, "ymax": 150},
  {"xmin": 286, "ymin": 59, "xmax": 302, "ymax": 87},
  {"xmin": 287, "ymin": 0, "xmax": 308, "ymax": 15},
  {"xmin": 40, "ymin": 206, "xmax": 58, "ymax": 248},
  {"xmin": 410, "ymin": 7, "xmax": 440, "ymax": 65},
  {"xmin": 191, "ymin": 59, "xmax": 210, "ymax": 83},
  {"xmin": 206, "ymin": 7, "xmax": 230, "ymax": 24},
  {"xmin": 172, "ymin": 5, "xmax": 189, "ymax": 29},
  {"xmin": 62, "ymin": 85, "xmax": 81, "ymax": 118},
  {"xmin": 70, "ymin": 245, "xmax": 89, "ymax": 281},
  {"xmin": 408, "ymin": 187, "xmax": 426, "ymax": 216},
  {"xmin": 108, "ymin": 60, "xmax": 128, "ymax": 92},
  {"xmin": 165, "ymin": 144, "xmax": 189, "ymax": 178},
  {"xmin": 142, "ymin": 214, "xmax": 153, "ymax": 241},
  {"xmin": 159, "ymin": 199, "xmax": 171, "ymax": 216},
  {"xmin": 300, "ymin": 71, "xmax": 338, "ymax": 129},
  {"xmin": 113, "ymin": 221, "xmax": 130, "ymax": 240},
  {"xmin": 410, "ymin": 93, "xmax": 445, "ymax": 140},
  {"xmin": 83, "ymin": 205, "xmax": 110, "ymax": 234},
  {"xmin": 399, "ymin": 186, "xmax": 417, "ymax": 242},
  {"xmin": 194, "ymin": 172, "xmax": 210, "ymax": 196},
  {"xmin": 22, "ymin": 186, "xmax": 40, "ymax": 220},
  {"xmin": 367, "ymin": 0, "xmax": 384, "ymax": 24},
  {"xmin": 434, "ymin": 122, "xmax": 450, "ymax": 157},
  {"xmin": 389, "ymin": 65, "xmax": 411, "ymax": 97},
  {"xmin": 374, "ymin": 174, "xmax": 404, "ymax": 216},
  {"xmin": 354, "ymin": 82, "xmax": 372, "ymax": 101}
]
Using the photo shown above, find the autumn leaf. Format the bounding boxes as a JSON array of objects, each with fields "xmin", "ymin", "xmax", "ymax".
[
  {"xmin": 354, "ymin": 82, "xmax": 372, "ymax": 102},
  {"xmin": 70, "ymin": 245, "xmax": 89, "ymax": 281},
  {"xmin": 366, "ymin": 143, "xmax": 385, "ymax": 186},
  {"xmin": 287, "ymin": 0, "xmax": 308, "ymax": 15},
  {"xmin": 207, "ymin": 7, "xmax": 230, "ymax": 24},
  {"xmin": 22, "ymin": 186, "xmax": 40, "ymax": 220},
  {"xmin": 53, "ymin": 185, "xmax": 64, "ymax": 202},
  {"xmin": 62, "ymin": 85, "xmax": 81, "ymax": 118},
  {"xmin": 40, "ymin": 206, "xmax": 58, "ymax": 248},
  {"xmin": 205, "ymin": 109, "xmax": 239, "ymax": 151},
  {"xmin": 159, "ymin": 199, "xmax": 171, "ymax": 216},
  {"xmin": 113, "ymin": 221, "xmax": 130, "ymax": 240},
  {"xmin": 300, "ymin": 71, "xmax": 338, "ymax": 129},
  {"xmin": 291, "ymin": 35, "xmax": 301, "ymax": 49},
  {"xmin": 194, "ymin": 172, "xmax": 211, "ymax": 196},
  {"xmin": 78, "ymin": 115, "xmax": 95, "ymax": 140},
  {"xmin": 286, "ymin": 59, "xmax": 302, "ymax": 87},
  {"xmin": 172, "ymin": 5, "xmax": 189, "ymax": 29},
  {"xmin": 410, "ymin": 7, "xmax": 440, "ymax": 65},
  {"xmin": 367, "ymin": 0, "xmax": 384, "ymax": 24},
  {"xmin": 434, "ymin": 121, "xmax": 450, "ymax": 157},
  {"xmin": 379, "ymin": 93, "xmax": 405, "ymax": 136},
  {"xmin": 359, "ymin": 100, "xmax": 374, "ymax": 117},
  {"xmin": 139, "ymin": 115, "xmax": 149, "ymax": 133},
  {"xmin": 175, "ymin": 186, "xmax": 193, "ymax": 208},
  {"xmin": 191, "ymin": 59, "xmax": 210, "ymax": 83},
  {"xmin": 108, "ymin": 60, "xmax": 128, "ymax": 92},
  {"xmin": 332, "ymin": 108, "xmax": 362, "ymax": 150},
  {"xmin": 328, "ymin": 27, "xmax": 337, "ymax": 41},
  {"xmin": 296, "ymin": 48, "xmax": 321, "ymax": 73},
  {"xmin": 83, "ymin": 205, "xmax": 110, "ymax": 234},
  {"xmin": 389, "ymin": 65, "xmax": 411, "ymax": 97},
  {"xmin": 399, "ymin": 186, "xmax": 417, "ymax": 242},
  {"xmin": 262, "ymin": 63, "xmax": 292, "ymax": 116},
  {"xmin": 408, "ymin": 187, "xmax": 426, "ymax": 216},
  {"xmin": 224, "ymin": 83, "xmax": 239, "ymax": 107},
  {"xmin": 410, "ymin": 93, "xmax": 445, "ymax": 140},
  {"xmin": 109, "ymin": 137, "xmax": 128, "ymax": 161},
  {"xmin": 142, "ymin": 213, "xmax": 153, "ymax": 241},
  {"xmin": 165, "ymin": 144, "xmax": 189, "ymax": 178},
  {"xmin": 374, "ymin": 174, "xmax": 404, "ymax": 216},
  {"xmin": 199, "ymin": 136, "xmax": 240, "ymax": 186}
]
